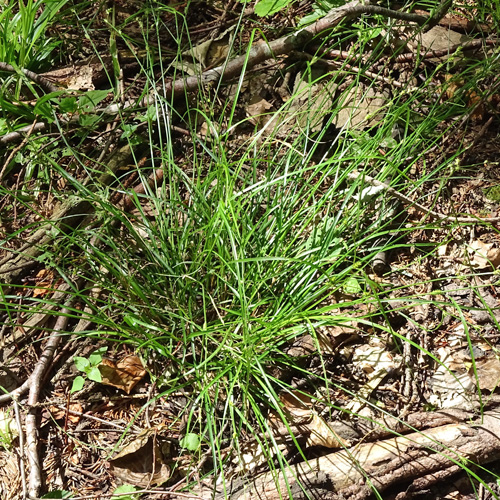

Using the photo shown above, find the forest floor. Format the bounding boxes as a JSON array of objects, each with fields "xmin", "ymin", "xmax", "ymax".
[{"xmin": 2, "ymin": 1, "xmax": 500, "ymax": 499}]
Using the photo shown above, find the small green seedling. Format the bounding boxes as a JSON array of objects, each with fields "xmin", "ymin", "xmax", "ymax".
[
  {"xmin": 179, "ymin": 432, "xmax": 201, "ymax": 452},
  {"xmin": 0, "ymin": 409, "xmax": 18, "ymax": 450},
  {"xmin": 71, "ymin": 347, "xmax": 108, "ymax": 393}
]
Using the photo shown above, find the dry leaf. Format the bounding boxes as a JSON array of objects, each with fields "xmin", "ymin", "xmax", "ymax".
[
  {"xmin": 467, "ymin": 240, "xmax": 500, "ymax": 269},
  {"xmin": 472, "ymin": 358, "xmax": 500, "ymax": 391},
  {"xmin": 41, "ymin": 55, "xmax": 112, "ymax": 90},
  {"xmin": 49, "ymin": 403, "xmax": 83, "ymax": 424},
  {"xmin": 429, "ymin": 347, "xmax": 475, "ymax": 410},
  {"xmin": 99, "ymin": 355, "xmax": 146, "ymax": 394},
  {"xmin": 306, "ymin": 413, "xmax": 350, "ymax": 449},
  {"xmin": 347, "ymin": 345, "xmax": 399, "ymax": 412},
  {"xmin": 109, "ymin": 426, "xmax": 173, "ymax": 487},
  {"xmin": 246, "ymin": 96, "xmax": 275, "ymax": 128},
  {"xmin": 33, "ymin": 269, "xmax": 54, "ymax": 297}
]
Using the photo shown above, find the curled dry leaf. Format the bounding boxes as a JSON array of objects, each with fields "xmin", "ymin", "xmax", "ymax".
[
  {"xmin": 306, "ymin": 413, "xmax": 351, "ymax": 449},
  {"xmin": 109, "ymin": 426, "xmax": 173, "ymax": 487},
  {"xmin": 280, "ymin": 390, "xmax": 351, "ymax": 449},
  {"xmin": 33, "ymin": 269, "xmax": 55, "ymax": 297},
  {"xmin": 347, "ymin": 345, "xmax": 399, "ymax": 413},
  {"xmin": 467, "ymin": 239, "xmax": 500, "ymax": 270},
  {"xmin": 98, "ymin": 355, "xmax": 146, "ymax": 394}
]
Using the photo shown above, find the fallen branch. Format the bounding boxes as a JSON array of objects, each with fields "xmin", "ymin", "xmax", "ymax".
[
  {"xmin": 0, "ymin": 0, "xmax": 452, "ymax": 145},
  {"xmin": 0, "ymin": 122, "xmax": 48, "ymax": 144},
  {"xmin": 160, "ymin": 0, "xmax": 451, "ymax": 100},
  {"xmin": 23, "ymin": 302, "xmax": 73, "ymax": 498},
  {"xmin": 202, "ymin": 409, "xmax": 500, "ymax": 500},
  {"xmin": 0, "ymin": 62, "xmax": 60, "ymax": 94}
]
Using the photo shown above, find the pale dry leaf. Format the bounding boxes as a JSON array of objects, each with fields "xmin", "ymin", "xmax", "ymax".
[
  {"xmin": 280, "ymin": 390, "xmax": 313, "ymax": 418},
  {"xmin": 348, "ymin": 345, "xmax": 399, "ymax": 412},
  {"xmin": 41, "ymin": 56, "xmax": 108, "ymax": 90},
  {"xmin": 306, "ymin": 413, "xmax": 351, "ymax": 449},
  {"xmin": 352, "ymin": 345, "xmax": 395, "ymax": 374},
  {"xmin": 472, "ymin": 357, "xmax": 500, "ymax": 391},
  {"xmin": 467, "ymin": 240, "xmax": 500, "ymax": 269},
  {"xmin": 429, "ymin": 347, "xmax": 476, "ymax": 410}
]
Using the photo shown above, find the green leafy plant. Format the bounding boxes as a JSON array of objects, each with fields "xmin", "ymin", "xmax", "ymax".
[
  {"xmin": 180, "ymin": 432, "xmax": 201, "ymax": 452},
  {"xmin": 71, "ymin": 347, "xmax": 108, "ymax": 393},
  {"xmin": 298, "ymin": 0, "xmax": 345, "ymax": 25}
]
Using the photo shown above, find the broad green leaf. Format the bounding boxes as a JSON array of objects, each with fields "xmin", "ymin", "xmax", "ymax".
[
  {"xmin": 89, "ymin": 347, "xmax": 107, "ymax": 366},
  {"xmin": 71, "ymin": 376, "xmax": 85, "ymax": 393},
  {"xmin": 255, "ymin": 0, "xmax": 292, "ymax": 16},
  {"xmin": 58, "ymin": 96, "xmax": 78, "ymax": 114},
  {"xmin": 120, "ymin": 124, "xmax": 138, "ymax": 140},
  {"xmin": 343, "ymin": 277, "xmax": 362, "ymax": 295},
  {"xmin": 87, "ymin": 366, "xmax": 102, "ymax": 383},
  {"xmin": 112, "ymin": 484, "xmax": 139, "ymax": 500},
  {"xmin": 78, "ymin": 89, "xmax": 110, "ymax": 112},
  {"xmin": 73, "ymin": 357, "xmax": 90, "ymax": 372},
  {"xmin": 180, "ymin": 432, "xmax": 201, "ymax": 451},
  {"xmin": 78, "ymin": 114, "xmax": 100, "ymax": 128}
]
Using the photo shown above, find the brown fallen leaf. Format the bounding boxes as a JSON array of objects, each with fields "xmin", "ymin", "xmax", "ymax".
[
  {"xmin": 99, "ymin": 355, "xmax": 146, "ymax": 394},
  {"xmin": 49, "ymin": 403, "xmax": 83, "ymax": 424},
  {"xmin": 280, "ymin": 390, "xmax": 351, "ymax": 449},
  {"xmin": 467, "ymin": 239, "xmax": 500, "ymax": 270},
  {"xmin": 33, "ymin": 269, "xmax": 54, "ymax": 297},
  {"xmin": 109, "ymin": 426, "xmax": 173, "ymax": 487},
  {"xmin": 306, "ymin": 413, "xmax": 351, "ymax": 449}
]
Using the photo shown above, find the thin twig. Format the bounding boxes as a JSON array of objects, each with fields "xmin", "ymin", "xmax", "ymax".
[
  {"xmin": 394, "ymin": 39, "xmax": 498, "ymax": 63},
  {"xmin": 13, "ymin": 399, "xmax": 27, "ymax": 499},
  {"xmin": 0, "ymin": 119, "xmax": 38, "ymax": 181},
  {"xmin": 348, "ymin": 171, "xmax": 500, "ymax": 223}
]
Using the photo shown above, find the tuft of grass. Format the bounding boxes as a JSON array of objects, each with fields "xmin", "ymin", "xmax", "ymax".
[{"xmin": 0, "ymin": 0, "xmax": 69, "ymax": 71}]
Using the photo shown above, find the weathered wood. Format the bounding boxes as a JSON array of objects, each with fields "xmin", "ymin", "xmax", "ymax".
[{"xmin": 198, "ymin": 410, "xmax": 500, "ymax": 500}]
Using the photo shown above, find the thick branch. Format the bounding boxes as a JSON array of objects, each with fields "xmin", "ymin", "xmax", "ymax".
[
  {"xmin": 24, "ymin": 303, "xmax": 73, "ymax": 498},
  {"xmin": 162, "ymin": 0, "xmax": 451, "ymax": 99},
  {"xmin": 0, "ymin": 62, "xmax": 60, "ymax": 94}
]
